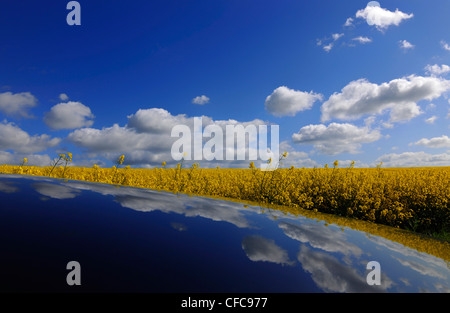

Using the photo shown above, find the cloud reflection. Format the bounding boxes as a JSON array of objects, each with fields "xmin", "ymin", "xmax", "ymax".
[
  {"xmin": 32, "ymin": 182, "xmax": 81, "ymax": 199},
  {"xmin": 297, "ymin": 245, "xmax": 391, "ymax": 293},
  {"xmin": 242, "ymin": 235, "xmax": 294, "ymax": 266},
  {"xmin": 0, "ymin": 181, "xmax": 18, "ymax": 193},
  {"xmin": 62, "ymin": 181, "xmax": 252, "ymax": 228},
  {"xmin": 279, "ymin": 221, "xmax": 362, "ymax": 257}
]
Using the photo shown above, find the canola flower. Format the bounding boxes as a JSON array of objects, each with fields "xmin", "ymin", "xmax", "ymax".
[
  {"xmin": 21, "ymin": 158, "xmax": 28, "ymax": 166},
  {"xmin": 117, "ymin": 155, "xmax": 125, "ymax": 166}
]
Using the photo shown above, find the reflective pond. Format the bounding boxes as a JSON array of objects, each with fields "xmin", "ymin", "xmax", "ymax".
[{"xmin": 0, "ymin": 174, "xmax": 449, "ymax": 293}]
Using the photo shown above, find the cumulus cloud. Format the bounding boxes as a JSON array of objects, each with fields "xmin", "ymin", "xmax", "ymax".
[
  {"xmin": 277, "ymin": 141, "xmax": 319, "ymax": 168},
  {"xmin": 399, "ymin": 40, "xmax": 414, "ymax": 50},
  {"xmin": 355, "ymin": 3, "xmax": 413, "ymax": 31},
  {"xmin": 291, "ymin": 123, "xmax": 381, "ymax": 155},
  {"xmin": 68, "ymin": 123, "xmax": 164, "ymax": 154},
  {"xmin": 425, "ymin": 64, "xmax": 450, "ymax": 77},
  {"xmin": 0, "ymin": 151, "xmax": 51, "ymax": 167},
  {"xmin": 44, "ymin": 101, "xmax": 95, "ymax": 130},
  {"xmin": 321, "ymin": 75, "xmax": 450, "ymax": 123},
  {"xmin": 414, "ymin": 135, "xmax": 450, "ymax": 148},
  {"xmin": 0, "ymin": 91, "xmax": 37, "ymax": 118},
  {"xmin": 375, "ymin": 151, "xmax": 450, "ymax": 167},
  {"xmin": 265, "ymin": 86, "xmax": 322, "ymax": 117},
  {"xmin": 0, "ymin": 151, "xmax": 14, "ymax": 165},
  {"xmin": 353, "ymin": 36, "xmax": 372, "ymax": 44},
  {"xmin": 127, "ymin": 108, "xmax": 199, "ymax": 134},
  {"xmin": 192, "ymin": 95, "xmax": 210, "ymax": 105},
  {"xmin": 69, "ymin": 108, "xmax": 273, "ymax": 167},
  {"xmin": 0, "ymin": 121, "xmax": 60, "ymax": 153},
  {"xmin": 24, "ymin": 154, "xmax": 53, "ymax": 167}
]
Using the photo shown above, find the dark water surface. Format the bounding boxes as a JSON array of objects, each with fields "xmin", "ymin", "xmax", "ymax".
[{"xmin": 0, "ymin": 174, "xmax": 449, "ymax": 293}]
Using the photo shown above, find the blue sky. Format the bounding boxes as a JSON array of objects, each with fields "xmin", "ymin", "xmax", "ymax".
[{"xmin": 0, "ymin": 0, "xmax": 449, "ymax": 168}]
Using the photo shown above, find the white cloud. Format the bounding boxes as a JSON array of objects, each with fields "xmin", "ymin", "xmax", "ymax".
[
  {"xmin": 441, "ymin": 40, "xmax": 450, "ymax": 51},
  {"xmin": 25, "ymin": 154, "xmax": 53, "ymax": 167},
  {"xmin": 278, "ymin": 141, "xmax": 319, "ymax": 168},
  {"xmin": 321, "ymin": 75, "xmax": 450, "ymax": 123},
  {"xmin": 192, "ymin": 95, "xmax": 210, "ymax": 105},
  {"xmin": 0, "ymin": 121, "xmax": 60, "ymax": 153},
  {"xmin": 323, "ymin": 43, "xmax": 333, "ymax": 52},
  {"xmin": 68, "ymin": 123, "xmax": 164, "ymax": 154},
  {"xmin": 0, "ymin": 151, "xmax": 51, "ymax": 167},
  {"xmin": 414, "ymin": 135, "xmax": 450, "ymax": 148},
  {"xmin": 389, "ymin": 101, "xmax": 422, "ymax": 122},
  {"xmin": 265, "ymin": 86, "xmax": 322, "ymax": 117},
  {"xmin": 382, "ymin": 121, "xmax": 394, "ymax": 129},
  {"xmin": 355, "ymin": 4, "xmax": 413, "ymax": 31},
  {"xmin": 317, "ymin": 33, "xmax": 343, "ymax": 52},
  {"xmin": 292, "ymin": 123, "xmax": 381, "ymax": 155},
  {"xmin": 0, "ymin": 151, "xmax": 13, "ymax": 165},
  {"xmin": 59, "ymin": 93, "xmax": 69, "ymax": 101},
  {"xmin": 425, "ymin": 64, "xmax": 450, "ymax": 77},
  {"xmin": 69, "ymin": 108, "xmax": 271, "ymax": 167},
  {"xmin": 376, "ymin": 151, "xmax": 450, "ymax": 167},
  {"xmin": 332, "ymin": 33, "xmax": 344, "ymax": 41},
  {"xmin": 44, "ymin": 101, "xmax": 95, "ymax": 130},
  {"xmin": 344, "ymin": 17, "xmax": 354, "ymax": 27},
  {"xmin": 127, "ymin": 108, "xmax": 198, "ymax": 134},
  {"xmin": 0, "ymin": 91, "xmax": 37, "ymax": 118},
  {"xmin": 424, "ymin": 116, "xmax": 438, "ymax": 124},
  {"xmin": 399, "ymin": 40, "xmax": 414, "ymax": 50},
  {"xmin": 352, "ymin": 36, "xmax": 372, "ymax": 44}
]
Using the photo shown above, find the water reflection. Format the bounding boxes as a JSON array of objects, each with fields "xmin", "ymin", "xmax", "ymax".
[
  {"xmin": 0, "ymin": 174, "xmax": 449, "ymax": 293},
  {"xmin": 0, "ymin": 181, "xmax": 18, "ymax": 194},
  {"xmin": 242, "ymin": 235, "xmax": 295, "ymax": 266},
  {"xmin": 297, "ymin": 245, "xmax": 392, "ymax": 292},
  {"xmin": 64, "ymin": 180, "xmax": 253, "ymax": 229},
  {"xmin": 279, "ymin": 221, "xmax": 363, "ymax": 258},
  {"xmin": 33, "ymin": 182, "xmax": 81, "ymax": 199}
]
